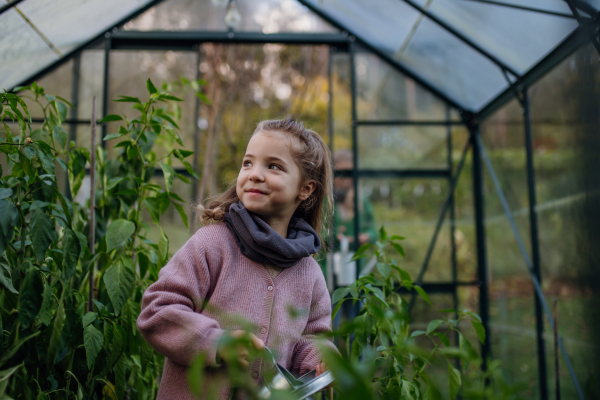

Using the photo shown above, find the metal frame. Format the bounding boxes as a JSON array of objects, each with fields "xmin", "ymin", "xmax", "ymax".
[{"xmin": 11, "ymin": 2, "xmax": 599, "ymax": 398}]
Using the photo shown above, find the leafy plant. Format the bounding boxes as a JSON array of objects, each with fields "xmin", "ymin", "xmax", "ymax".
[
  {"xmin": 0, "ymin": 78, "xmax": 207, "ymax": 399},
  {"xmin": 321, "ymin": 227, "xmax": 525, "ymax": 400}
]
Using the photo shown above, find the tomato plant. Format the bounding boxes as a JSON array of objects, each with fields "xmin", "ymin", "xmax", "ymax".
[{"xmin": 0, "ymin": 78, "xmax": 206, "ymax": 399}]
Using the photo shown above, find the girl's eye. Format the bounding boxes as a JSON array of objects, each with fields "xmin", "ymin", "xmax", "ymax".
[
  {"xmin": 243, "ymin": 160, "xmax": 252, "ymax": 167},
  {"xmin": 269, "ymin": 164, "xmax": 282, "ymax": 171}
]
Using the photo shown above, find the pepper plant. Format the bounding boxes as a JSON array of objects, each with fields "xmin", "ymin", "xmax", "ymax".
[
  {"xmin": 320, "ymin": 227, "xmax": 524, "ymax": 400},
  {"xmin": 0, "ymin": 78, "xmax": 206, "ymax": 399}
]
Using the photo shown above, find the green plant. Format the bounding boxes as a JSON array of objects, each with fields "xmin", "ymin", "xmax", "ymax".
[
  {"xmin": 320, "ymin": 227, "xmax": 526, "ymax": 400},
  {"xmin": 0, "ymin": 78, "xmax": 206, "ymax": 399}
]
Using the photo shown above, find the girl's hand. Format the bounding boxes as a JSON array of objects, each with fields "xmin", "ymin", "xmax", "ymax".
[
  {"xmin": 217, "ymin": 330, "xmax": 265, "ymax": 368},
  {"xmin": 315, "ymin": 362, "xmax": 332, "ymax": 389}
]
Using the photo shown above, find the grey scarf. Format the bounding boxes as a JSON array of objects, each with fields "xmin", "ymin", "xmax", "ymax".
[{"xmin": 224, "ymin": 201, "xmax": 321, "ymax": 268}]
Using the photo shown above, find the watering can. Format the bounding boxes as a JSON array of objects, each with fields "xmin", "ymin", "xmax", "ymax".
[{"xmin": 254, "ymin": 346, "xmax": 334, "ymax": 399}]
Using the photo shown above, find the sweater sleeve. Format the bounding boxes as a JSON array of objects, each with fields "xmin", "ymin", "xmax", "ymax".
[
  {"xmin": 136, "ymin": 233, "xmax": 226, "ymax": 367},
  {"xmin": 290, "ymin": 272, "xmax": 339, "ymax": 376}
]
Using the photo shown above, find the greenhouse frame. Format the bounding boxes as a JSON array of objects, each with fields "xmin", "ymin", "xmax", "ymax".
[{"xmin": 2, "ymin": 0, "xmax": 599, "ymax": 399}]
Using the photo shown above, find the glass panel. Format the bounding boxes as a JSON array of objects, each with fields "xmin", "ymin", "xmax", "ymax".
[
  {"xmin": 331, "ymin": 50, "xmax": 352, "ymax": 153},
  {"xmin": 413, "ymin": 0, "xmax": 573, "ymax": 14},
  {"xmin": 450, "ymin": 126, "xmax": 477, "ymax": 282},
  {"xmin": 354, "ymin": 178, "xmax": 451, "ymax": 282},
  {"xmin": 18, "ymin": 0, "xmax": 155, "ymax": 55},
  {"xmin": 303, "ymin": 0, "xmax": 422, "ymax": 56},
  {"xmin": 78, "ymin": 50, "xmax": 106, "ymax": 119},
  {"xmin": 356, "ymin": 50, "xmax": 446, "ymax": 120},
  {"xmin": 400, "ymin": 17, "xmax": 507, "ymax": 111},
  {"xmin": 530, "ymin": 43, "xmax": 600, "ymax": 400},
  {"xmin": 125, "ymin": 0, "xmax": 337, "ymax": 33},
  {"xmin": 358, "ymin": 126, "xmax": 448, "ymax": 170},
  {"xmin": 0, "ymin": 9, "xmax": 59, "ymax": 91},
  {"xmin": 426, "ymin": 0, "xmax": 578, "ymax": 74}
]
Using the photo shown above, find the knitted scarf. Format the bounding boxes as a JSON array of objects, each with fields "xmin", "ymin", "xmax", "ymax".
[{"xmin": 224, "ymin": 201, "xmax": 321, "ymax": 268}]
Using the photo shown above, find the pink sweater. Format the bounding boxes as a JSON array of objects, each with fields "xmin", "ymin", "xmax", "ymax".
[{"xmin": 137, "ymin": 222, "xmax": 337, "ymax": 399}]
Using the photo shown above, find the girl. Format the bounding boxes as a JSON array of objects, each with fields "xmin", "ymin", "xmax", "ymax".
[{"xmin": 137, "ymin": 116, "xmax": 337, "ymax": 399}]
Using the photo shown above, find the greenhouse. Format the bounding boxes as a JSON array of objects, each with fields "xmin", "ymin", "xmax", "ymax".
[{"xmin": 1, "ymin": 0, "xmax": 599, "ymax": 399}]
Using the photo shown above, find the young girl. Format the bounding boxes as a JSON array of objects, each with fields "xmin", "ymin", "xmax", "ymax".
[{"xmin": 137, "ymin": 116, "xmax": 337, "ymax": 399}]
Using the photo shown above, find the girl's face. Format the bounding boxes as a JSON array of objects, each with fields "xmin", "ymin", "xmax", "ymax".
[{"xmin": 236, "ymin": 130, "xmax": 315, "ymax": 222}]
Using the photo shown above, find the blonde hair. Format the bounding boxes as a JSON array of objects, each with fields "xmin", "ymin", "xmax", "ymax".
[{"xmin": 197, "ymin": 115, "xmax": 333, "ymax": 246}]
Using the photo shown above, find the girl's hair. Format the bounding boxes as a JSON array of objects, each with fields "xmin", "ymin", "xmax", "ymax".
[{"xmin": 198, "ymin": 115, "xmax": 333, "ymax": 245}]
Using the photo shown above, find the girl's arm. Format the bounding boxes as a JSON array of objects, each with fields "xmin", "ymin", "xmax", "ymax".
[
  {"xmin": 136, "ymin": 235, "xmax": 225, "ymax": 367},
  {"xmin": 290, "ymin": 273, "xmax": 339, "ymax": 376}
]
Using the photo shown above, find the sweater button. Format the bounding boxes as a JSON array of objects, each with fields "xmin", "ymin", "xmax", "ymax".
[
  {"xmin": 261, "ymin": 327, "xmax": 267, "ymax": 334},
  {"xmin": 267, "ymin": 285, "xmax": 273, "ymax": 291},
  {"xmin": 252, "ymin": 372, "xmax": 258, "ymax": 379}
]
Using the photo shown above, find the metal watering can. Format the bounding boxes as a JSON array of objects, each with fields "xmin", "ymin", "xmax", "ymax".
[{"xmin": 254, "ymin": 347, "xmax": 334, "ymax": 399}]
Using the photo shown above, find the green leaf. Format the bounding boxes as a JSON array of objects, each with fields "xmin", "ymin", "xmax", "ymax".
[
  {"xmin": 0, "ymin": 189, "xmax": 13, "ymax": 200},
  {"xmin": 146, "ymin": 78, "xmax": 158, "ymax": 94},
  {"xmin": 158, "ymin": 231, "xmax": 169, "ymax": 267},
  {"xmin": 53, "ymin": 126, "xmax": 68, "ymax": 149},
  {"xmin": 376, "ymin": 262, "xmax": 390, "ymax": 278},
  {"xmin": 471, "ymin": 319, "xmax": 486, "ymax": 344},
  {"xmin": 144, "ymin": 198, "xmax": 160, "ymax": 225},
  {"xmin": 392, "ymin": 242, "xmax": 405, "ymax": 257},
  {"xmin": 0, "ymin": 364, "xmax": 23, "ymax": 397},
  {"xmin": 379, "ymin": 226, "xmax": 387, "ymax": 241},
  {"xmin": 458, "ymin": 331, "xmax": 478, "ymax": 369},
  {"xmin": 46, "ymin": 297, "xmax": 65, "ymax": 368},
  {"xmin": 433, "ymin": 332, "xmax": 450, "ymax": 347},
  {"xmin": 410, "ymin": 330, "xmax": 426, "ymax": 337},
  {"xmin": 114, "ymin": 96, "xmax": 142, "ymax": 103},
  {"xmin": 30, "ymin": 208, "xmax": 54, "ymax": 263},
  {"xmin": 173, "ymin": 202, "xmax": 188, "ymax": 229},
  {"xmin": 139, "ymin": 338, "xmax": 154, "ymax": 374},
  {"xmin": 18, "ymin": 268, "xmax": 43, "ymax": 328},
  {"xmin": 105, "ymin": 219, "xmax": 135, "ymax": 252},
  {"xmin": 159, "ymin": 162, "xmax": 175, "ymax": 193},
  {"xmin": 391, "ymin": 235, "xmax": 405, "ymax": 241},
  {"xmin": 350, "ymin": 243, "xmax": 371, "ymax": 261},
  {"xmin": 426, "ymin": 319, "xmax": 443, "ymax": 336},
  {"xmin": 103, "ymin": 260, "xmax": 135, "ymax": 315},
  {"xmin": 187, "ymin": 354, "xmax": 206, "ymax": 397},
  {"xmin": 84, "ymin": 324, "xmax": 104, "ymax": 370},
  {"xmin": 110, "ymin": 324, "xmax": 126, "ymax": 367},
  {"xmin": 414, "ymin": 285, "xmax": 431, "ymax": 305},
  {"xmin": 38, "ymin": 284, "xmax": 54, "ymax": 325},
  {"xmin": 106, "ymin": 177, "xmax": 124, "ymax": 191},
  {"xmin": 0, "ymin": 262, "xmax": 18, "ymax": 294},
  {"xmin": 68, "ymin": 150, "xmax": 86, "ymax": 198},
  {"xmin": 367, "ymin": 285, "xmax": 389, "ymax": 307},
  {"xmin": 55, "ymin": 101, "xmax": 68, "ymax": 122},
  {"xmin": 99, "ymin": 114, "xmax": 123, "ymax": 123},
  {"xmin": 0, "ymin": 199, "xmax": 18, "ymax": 256},
  {"xmin": 157, "ymin": 93, "xmax": 183, "ymax": 102},
  {"xmin": 448, "ymin": 360, "xmax": 462, "ymax": 399},
  {"xmin": 62, "ymin": 229, "xmax": 81, "ymax": 282},
  {"xmin": 115, "ymin": 354, "xmax": 127, "ymax": 399},
  {"xmin": 332, "ymin": 287, "xmax": 350, "ymax": 304},
  {"xmin": 33, "ymin": 141, "xmax": 56, "ymax": 175},
  {"xmin": 422, "ymin": 373, "xmax": 443, "ymax": 400},
  {"xmin": 82, "ymin": 312, "xmax": 97, "ymax": 328},
  {"xmin": 103, "ymin": 132, "xmax": 126, "ymax": 141}
]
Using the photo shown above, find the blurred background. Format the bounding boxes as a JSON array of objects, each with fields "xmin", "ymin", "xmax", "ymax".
[{"xmin": 1, "ymin": 0, "xmax": 599, "ymax": 398}]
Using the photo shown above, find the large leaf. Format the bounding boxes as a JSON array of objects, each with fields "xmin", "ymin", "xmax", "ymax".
[
  {"xmin": 38, "ymin": 284, "xmax": 55, "ymax": 326},
  {"xmin": 103, "ymin": 259, "xmax": 135, "ymax": 315},
  {"xmin": 61, "ymin": 229, "xmax": 81, "ymax": 281},
  {"xmin": 46, "ymin": 297, "xmax": 66, "ymax": 369},
  {"xmin": 115, "ymin": 355, "xmax": 127, "ymax": 400},
  {"xmin": 18, "ymin": 268, "xmax": 43, "ymax": 328},
  {"xmin": 159, "ymin": 162, "xmax": 175, "ymax": 193},
  {"xmin": 471, "ymin": 319, "xmax": 486, "ymax": 344},
  {"xmin": 84, "ymin": 324, "xmax": 104, "ymax": 370},
  {"xmin": 0, "ymin": 199, "xmax": 18, "ymax": 256},
  {"xmin": 448, "ymin": 361, "xmax": 462, "ymax": 399},
  {"xmin": 30, "ymin": 208, "xmax": 54, "ymax": 263},
  {"xmin": 0, "ymin": 262, "xmax": 17, "ymax": 294},
  {"xmin": 0, "ymin": 364, "xmax": 23, "ymax": 398},
  {"xmin": 173, "ymin": 202, "xmax": 188, "ymax": 229},
  {"xmin": 105, "ymin": 219, "xmax": 135, "ymax": 252},
  {"xmin": 426, "ymin": 319, "xmax": 443, "ymax": 336}
]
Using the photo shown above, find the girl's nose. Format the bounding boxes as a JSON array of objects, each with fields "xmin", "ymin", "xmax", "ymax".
[{"xmin": 248, "ymin": 166, "xmax": 265, "ymax": 182}]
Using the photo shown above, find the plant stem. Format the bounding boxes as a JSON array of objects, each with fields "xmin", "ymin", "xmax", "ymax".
[{"xmin": 414, "ymin": 325, "xmax": 455, "ymax": 380}]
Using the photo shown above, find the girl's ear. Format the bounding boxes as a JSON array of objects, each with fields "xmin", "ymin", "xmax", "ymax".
[{"xmin": 298, "ymin": 180, "xmax": 317, "ymax": 201}]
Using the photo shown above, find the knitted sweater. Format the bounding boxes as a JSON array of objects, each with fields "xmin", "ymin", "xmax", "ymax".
[{"xmin": 137, "ymin": 222, "xmax": 337, "ymax": 399}]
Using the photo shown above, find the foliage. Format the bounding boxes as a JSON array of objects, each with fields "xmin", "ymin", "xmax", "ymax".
[{"xmin": 0, "ymin": 78, "xmax": 206, "ymax": 399}]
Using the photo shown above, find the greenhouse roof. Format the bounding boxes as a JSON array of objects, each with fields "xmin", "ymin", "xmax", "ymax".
[{"xmin": 1, "ymin": 0, "xmax": 599, "ymax": 114}]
